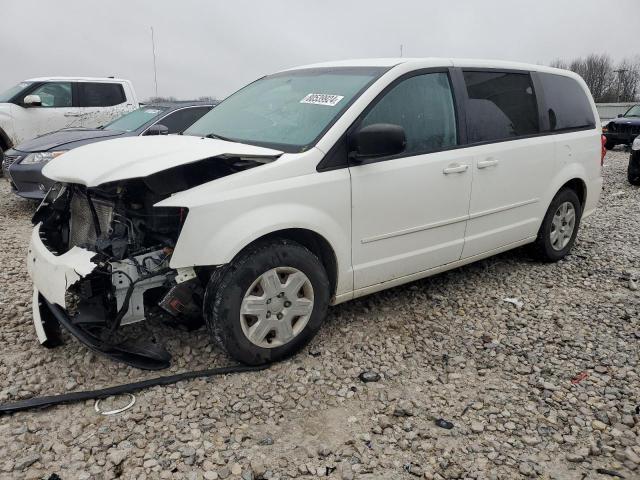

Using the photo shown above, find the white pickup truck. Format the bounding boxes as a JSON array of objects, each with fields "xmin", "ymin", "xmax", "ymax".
[{"xmin": 0, "ymin": 77, "xmax": 137, "ymax": 161}]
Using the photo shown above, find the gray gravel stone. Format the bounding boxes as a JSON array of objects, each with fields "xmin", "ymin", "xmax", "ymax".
[{"xmin": 0, "ymin": 150, "xmax": 638, "ymax": 479}]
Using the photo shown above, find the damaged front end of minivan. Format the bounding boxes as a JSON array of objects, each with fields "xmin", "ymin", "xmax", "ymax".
[{"xmin": 28, "ymin": 145, "xmax": 279, "ymax": 370}]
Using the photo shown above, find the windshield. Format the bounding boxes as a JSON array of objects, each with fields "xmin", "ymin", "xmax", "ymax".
[
  {"xmin": 624, "ymin": 105, "xmax": 640, "ymax": 117},
  {"xmin": 0, "ymin": 82, "xmax": 33, "ymax": 103},
  {"xmin": 104, "ymin": 106, "xmax": 169, "ymax": 132},
  {"xmin": 184, "ymin": 67, "xmax": 387, "ymax": 152}
]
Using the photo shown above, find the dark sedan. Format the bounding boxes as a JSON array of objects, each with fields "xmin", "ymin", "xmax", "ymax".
[
  {"xmin": 603, "ymin": 104, "xmax": 640, "ymax": 150},
  {"xmin": 3, "ymin": 101, "xmax": 215, "ymax": 199}
]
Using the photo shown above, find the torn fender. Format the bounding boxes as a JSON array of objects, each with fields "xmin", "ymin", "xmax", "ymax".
[
  {"xmin": 42, "ymin": 135, "xmax": 283, "ymax": 187},
  {"xmin": 27, "ymin": 224, "xmax": 97, "ymax": 308}
]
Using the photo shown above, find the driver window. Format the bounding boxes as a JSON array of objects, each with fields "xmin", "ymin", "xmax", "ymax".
[
  {"xmin": 360, "ymin": 73, "xmax": 457, "ymax": 156},
  {"xmin": 28, "ymin": 82, "xmax": 72, "ymax": 108}
]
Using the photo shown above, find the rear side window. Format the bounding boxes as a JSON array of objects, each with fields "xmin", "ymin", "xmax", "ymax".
[
  {"xmin": 360, "ymin": 72, "xmax": 457, "ymax": 155},
  {"xmin": 463, "ymin": 71, "xmax": 539, "ymax": 142},
  {"xmin": 538, "ymin": 73, "xmax": 595, "ymax": 131},
  {"xmin": 157, "ymin": 107, "xmax": 212, "ymax": 133},
  {"xmin": 78, "ymin": 83, "xmax": 126, "ymax": 107}
]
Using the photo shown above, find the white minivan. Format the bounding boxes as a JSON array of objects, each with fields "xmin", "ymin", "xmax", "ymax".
[{"xmin": 28, "ymin": 58, "xmax": 602, "ymax": 369}]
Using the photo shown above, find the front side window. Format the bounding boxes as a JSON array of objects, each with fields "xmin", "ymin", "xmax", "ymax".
[
  {"xmin": 624, "ymin": 105, "xmax": 640, "ymax": 118},
  {"xmin": 184, "ymin": 67, "xmax": 386, "ymax": 152},
  {"xmin": 104, "ymin": 106, "xmax": 169, "ymax": 132},
  {"xmin": 158, "ymin": 107, "xmax": 212, "ymax": 133},
  {"xmin": 78, "ymin": 83, "xmax": 126, "ymax": 107},
  {"xmin": 538, "ymin": 73, "xmax": 595, "ymax": 131},
  {"xmin": 464, "ymin": 71, "xmax": 539, "ymax": 142},
  {"xmin": 29, "ymin": 82, "xmax": 72, "ymax": 107},
  {"xmin": 359, "ymin": 72, "xmax": 457, "ymax": 155},
  {"xmin": 0, "ymin": 82, "xmax": 33, "ymax": 103}
]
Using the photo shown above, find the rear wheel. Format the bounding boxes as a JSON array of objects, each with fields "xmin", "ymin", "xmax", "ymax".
[
  {"xmin": 533, "ymin": 188, "xmax": 582, "ymax": 262},
  {"xmin": 204, "ymin": 238, "xmax": 330, "ymax": 365}
]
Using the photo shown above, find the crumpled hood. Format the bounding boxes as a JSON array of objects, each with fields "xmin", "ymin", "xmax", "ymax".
[
  {"xmin": 15, "ymin": 128, "xmax": 124, "ymax": 153},
  {"xmin": 42, "ymin": 135, "xmax": 283, "ymax": 187}
]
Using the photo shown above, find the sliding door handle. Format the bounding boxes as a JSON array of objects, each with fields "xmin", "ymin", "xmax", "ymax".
[
  {"xmin": 477, "ymin": 158, "xmax": 499, "ymax": 169},
  {"xmin": 443, "ymin": 163, "xmax": 469, "ymax": 174}
]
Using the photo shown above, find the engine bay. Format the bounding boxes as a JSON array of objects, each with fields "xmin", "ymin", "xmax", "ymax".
[{"xmin": 31, "ymin": 155, "xmax": 269, "ymax": 369}]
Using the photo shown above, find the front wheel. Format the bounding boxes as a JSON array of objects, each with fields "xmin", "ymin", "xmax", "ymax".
[
  {"xmin": 204, "ymin": 238, "xmax": 330, "ymax": 365},
  {"xmin": 605, "ymin": 139, "xmax": 616, "ymax": 150},
  {"xmin": 533, "ymin": 188, "xmax": 582, "ymax": 262},
  {"xmin": 628, "ymin": 156, "xmax": 640, "ymax": 186}
]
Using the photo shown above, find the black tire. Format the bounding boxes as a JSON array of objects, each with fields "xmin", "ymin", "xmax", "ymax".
[
  {"xmin": 204, "ymin": 238, "xmax": 330, "ymax": 365},
  {"xmin": 628, "ymin": 157, "xmax": 640, "ymax": 186},
  {"xmin": 533, "ymin": 188, "xmax": 582, "ymax": 262},
  {"xmin": 605, "ymin": 139, "xmax": 616, "ymax": 150}
]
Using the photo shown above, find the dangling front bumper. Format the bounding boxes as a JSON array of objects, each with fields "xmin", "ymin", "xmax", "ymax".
[{"xmin": 27, "ymin": 224, "xmax": 172, "ymax": 370}]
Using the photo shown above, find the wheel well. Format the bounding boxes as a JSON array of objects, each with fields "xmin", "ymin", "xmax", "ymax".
[
  {"xmin": 561, "ymin": 178, "xmax": 586, "ymax": 207},
  {"xmin": 0, "ymin": 128, "xmax": 10, "ymax": 151},
  {"xmin": 250, "ymin": 229, "xmax": 338, "ymax": 298}
]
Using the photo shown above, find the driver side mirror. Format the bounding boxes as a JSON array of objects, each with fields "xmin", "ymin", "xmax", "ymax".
[
  {"xmin": 617, "ymin": 114, "xmax": 624, "ymax": 118},
  {"xmin": 145, "ymin": 124, "xmax": 169, "ymax": 136},
  {"xmin": 349, "ymin": 123, "xmax": 406, "ymax": 161},
  {"xmin": 23, "ymin": 95, "xmax": 42, "ymax": 107}
]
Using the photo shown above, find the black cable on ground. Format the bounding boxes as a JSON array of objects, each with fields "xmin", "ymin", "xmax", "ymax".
[{"xmin": 0, "ymin": 363, "xmax": 269, "ymax": 415}]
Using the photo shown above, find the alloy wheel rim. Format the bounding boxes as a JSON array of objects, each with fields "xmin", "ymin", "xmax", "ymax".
[
  {"xmin": 240, "ymin": 267, "xmax": 314, "ymax": 348},
  {"xmin": 550, "ymin": 201, "xmax": 576, "ymax": 251}
]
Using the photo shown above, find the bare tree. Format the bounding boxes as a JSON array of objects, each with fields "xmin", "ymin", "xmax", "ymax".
[
  {"xmin": 568, "ymin": 54, "xmax": 614, "ymax": 102},
  {"xmin": 548, "ymin": 53, "xmax": 640, "ymax": 102},
  {"xmin": 549, "ymin": 58, "xmax": 568, "ymax": 70},
  {"xmin": 613, "ymin": 58, "xmax": 640, "ymax": 102}
]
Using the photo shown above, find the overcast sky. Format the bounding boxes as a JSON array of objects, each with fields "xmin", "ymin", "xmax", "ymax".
[{"xmin": 1, "ymin": 0, "xmax": 638, "ymax": 100}]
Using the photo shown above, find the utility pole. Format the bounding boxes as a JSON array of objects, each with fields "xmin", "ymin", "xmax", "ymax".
[
  {"xmin": 614, "ymin": 69, "xmax": 628, "ymax": 102},
  {"xmin": 151, "ymin": 26, "xmax": 158, "ymax": 97}
]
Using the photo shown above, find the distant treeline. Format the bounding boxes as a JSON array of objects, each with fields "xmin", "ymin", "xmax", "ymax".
[
  {"xmin": 144, "ymin": 96, "xmax": 219, "ymax": 103},
  {"xmin": 550, "ymin": 54, "xmax": 639, "ymax": 103}
]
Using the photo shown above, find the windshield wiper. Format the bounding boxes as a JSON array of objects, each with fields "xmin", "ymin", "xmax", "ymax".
[{"xmin": 205, "ymin": 133, "xmax": 236, "ymax": 142}]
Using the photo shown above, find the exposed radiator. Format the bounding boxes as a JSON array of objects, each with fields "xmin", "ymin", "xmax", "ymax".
[{"xmin": 69, "ymin": 194, "xmax": 114, "ymax": 248}]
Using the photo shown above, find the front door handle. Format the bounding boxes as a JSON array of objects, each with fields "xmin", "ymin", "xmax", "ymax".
[
  {"xmin": 477, "ymin": 158, "xmax": 499, "ymax": 169},
  {"xmin": 443, "ymin": 163, "xmax": 469, "ymax": 174},
  {"xmin": 64, "ymin": 113, "xmax": 82, "ymax": 117}
]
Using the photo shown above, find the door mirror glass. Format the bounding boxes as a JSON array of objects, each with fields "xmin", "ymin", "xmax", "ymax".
[
  {"xmin": 145, "ymin": 124, "xmax": 169, "ymax": 136},
  {"xmin": 23, "ymin": 94, "xmax": 42, "ymax": 107},
  {"xmin": 350, "ymin": 123, "xmax": 406, "ymax": 159}
]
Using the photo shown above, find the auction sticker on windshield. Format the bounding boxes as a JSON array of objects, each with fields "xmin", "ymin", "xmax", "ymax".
[{"xmin": 300, "ymin": 93, "xmax": 344, "ymax": 106}]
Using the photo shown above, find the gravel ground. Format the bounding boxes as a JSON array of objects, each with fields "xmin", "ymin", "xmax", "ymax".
[{"xmin": 0, "ymin": 150, "xmax": 638, "ymax": 480}]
